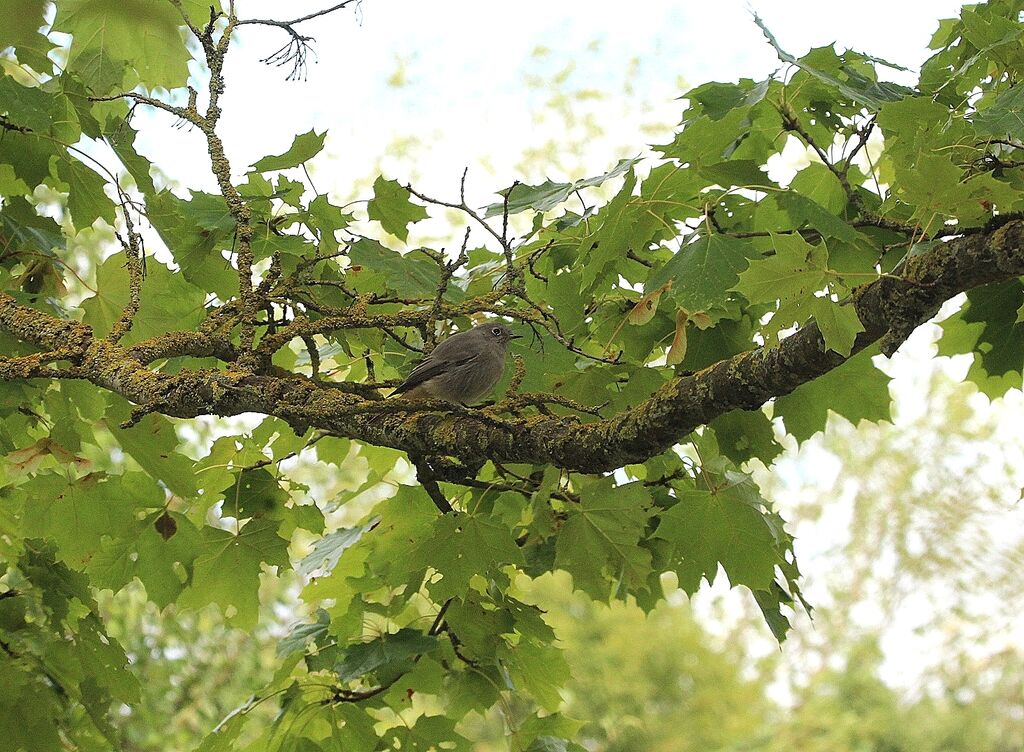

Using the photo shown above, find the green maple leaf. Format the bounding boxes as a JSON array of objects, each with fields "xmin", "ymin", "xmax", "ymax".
[
  {"xmin": 196, "ymin": 713, "xmax": 247, "ymax": 752},
  {"xmin": 321, "ymin": 705, "xmax": 378, "ymax": 752},
  {"xmin": 939, "ymin": 280, "xmax": 1024, "ymax": 395},
  {"xmin": 348, "ymin": 237, "xmax": 459, "ymax": 299},
  {"xmin": 755, "ymin": 15, "xmax": 908, "ymax": 110},
  {"xmin": 367, "ymin": 176, "xmax": 428, "ymax": 241},
  {"xmin": 961, "ymin": 279, "xmax": 1024, "ymax": 376},
  {"xmin": 647, "ymin": 233, "xmax": 753, "ymax": 311},
  {"xmin": 251, "ymin": 129, "xmax": 326, "ymax": 172},
  {"xmin": 300, "ymin": 544, "xmax": 370, "ymax": 636},
  {"xmin": 443, "ymin": 593, "xmax": 516, "ymax": 660},
  {"xmin": 219, "ymin": 468, "xmax": 289, "ymax": 519},
  {"xmin": 0, "ymin": 0, "xmax": 55, "ymax": 72},
  {"xmin": 775, "ymin": 344, "xmax": 891, "ymax": 441},
  {"xmin": 299, "ymin": 518, "xmax": 379, "ymax": 577},
  {"xmin": 382, "ymin": 714, "xmax": 471, "ymax": 752},
  {"xmin": 483, "ymin": 157, "xmax": 639, "ymax": 217},
  {"xmin": 146, "ymin": 190, "xmax": 238, "ymax": 299},
  {"xmin": 891, "ymin": 153, "xmax": 969, "ymax": 222},
  {"xmin": 405, "ymin": 513, "xmax": 524, "ymax": 601},
  {"xmin": 106, "ymin": 409, "xmax": 200, "ymax": 498},
  {"xmin": 52, "ymin": 157, "xmax": 116, "ymax": 227},
  {"xmin": 709, "ymin": 409, "xmax": 782, "ymax": 465},
  {"xmin": 654, "ymin": 477, "xmax": 781, "ymax": 591},
  {"xmin": 277, "ymin": 609, "xmax": 331, "ymax": 658},
  {"xmin": 54, "ymin": 0, "xmax": 217, "ymax": 91},
  {"xmin": 334, "ymin": 628, "xmax": 436, "ymax": 683},
  {"xmin": 80, "ymin": 256, "xmax": 206, "ymax": 343},
  {"xmin": 811, "ymin": 297, "xmax": 865, "ymax": 356},
  {"xmin": 577, "ymin": 171, "xmax": 660, "ymax": 292},
  {"xmin": 753, "ymin": 581, "xmax": 798, "ymax": 643},
  {"xmin": 308, "ymin": 194, "xmax": 353, "ymax": 253},
  {"xmin": 0, "ymin": 662, "xmax": 63, "ymax": 750},
  {"xmin": 775, "ymin": 191, "xmax": 861, "ymax": 244},
  {"xmin": 0, "ymin": 76, "xmax": 80, "ymax": 142},
  {"xmin": 734, "ymin": 233, "xmax": 829, "ymax": 306},
  {"xmin": 554, "ymin": 478, "xmax": 652, "ymax": 598},
  {"xmin": 20, "ymin": 472, "xmax": 160, "ymax": 567},
  {"xmin": 974, "ymin": 84, "xmax": 1024, "ymax": 140},
  {"xmin": 104, "ymin": 117, "xmax": 156, "ymax": 194},
  {"xmin": 789, "ymin": 163, "xmax": 848, "ymax": 214},
  {"xmin": 178, "ymin": 518, "xmax": 289, "ymax": 628},
  {"xmin": 660, "ymin": 105, "xmax": 758, "ymax": 166},
  {"xmin": 499, "ymin": 639, "xmax": 570, "ymax": 712},
  {"xmin": 88, "ymin": 511, "xmax": 201, "ymax": 608}
]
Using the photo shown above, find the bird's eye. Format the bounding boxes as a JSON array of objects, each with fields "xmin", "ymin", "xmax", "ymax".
[{"xmin": 491, "ymin": 327, "xmax": 502, "ymax": 336}]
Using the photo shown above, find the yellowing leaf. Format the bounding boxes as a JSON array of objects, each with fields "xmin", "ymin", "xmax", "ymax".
[
  {"xmin": 628, "ymin": 281, "xmax": 672, "ymax": 326},
  {"xmin": 7, "ymin": 438, "xmax": 90, "ymax": 476},
  {"xmin": 666, "ymin": 310, "xmax": 689, "ymax": 365},
  {"xmin": 691, "ymin": 311, "xmax": 714, "ymax": 330}
]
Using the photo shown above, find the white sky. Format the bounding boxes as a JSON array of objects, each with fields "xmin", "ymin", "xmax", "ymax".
[{"xmin": 140, "ymin": 0, "xmax": 970, "ymax": 205}]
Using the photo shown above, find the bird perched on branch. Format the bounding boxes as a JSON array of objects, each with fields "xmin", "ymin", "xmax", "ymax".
[{"xmin": 392, "ymin": 323, "xmax": 521, "ymax": 405}]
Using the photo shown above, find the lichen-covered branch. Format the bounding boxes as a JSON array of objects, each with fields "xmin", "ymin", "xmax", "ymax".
[{"xmin": 2, "ymin": 219, "xmax": 1021, "ymax": 472}]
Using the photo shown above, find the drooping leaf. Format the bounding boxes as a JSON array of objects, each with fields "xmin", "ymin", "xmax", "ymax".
[
  {"xmin": 177, "ymin": 518, "xmax": 290, "ymax": 628},
  {"xmin": 627, "ymin": 281, "xmax": 671, "ymax": 326},
  {"xmin": 554, "ymin": 478, "xmax": 652, "ymax": 598},
  {"xmin": 811, "ymin": 297, "xmax": 865, "ymax": 356},
  {"xmin": 665, "ymin": 309, "xmax": 689, "ymax": 365},
  {"xmin": 754, "ymin": 15, "xmax": 910, "ymax": 110},
  {"xmin": 775, "ymin": 345, "xmax": 891, "ymax": 441},
  {"xmin": 299, "ymin": 517, "xmax": 379, "ymax": 577}
]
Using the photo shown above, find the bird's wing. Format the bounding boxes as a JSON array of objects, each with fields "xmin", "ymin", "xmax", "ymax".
[{"xmin": 392, "ymin": 350, "xmax": 480, "ymax": 394}]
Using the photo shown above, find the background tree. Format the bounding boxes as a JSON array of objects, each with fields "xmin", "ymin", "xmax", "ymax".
[{"xmin": 1, "ymin": 1, "xmax": 1024, "ymax": 750}]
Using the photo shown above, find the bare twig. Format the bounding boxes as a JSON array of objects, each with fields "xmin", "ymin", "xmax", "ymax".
[
  {"xmin": 236, "ymin": 1, "xmax": 362, "ymax": 29},
  {"xmin": 425, "ymin": 227, "xmax": 472, "ymax": 348},
  {"xmin": 88, "ymin": 91, "xmax": 204, "ymax": 128},
  {"xmin": 405, "ymin": 182, "xmax": 513, "ymax": 272},
  {"xmin": 235, "ymin": 1, "xmax": 362, "ymax": 80},
  {"xmin": 106, "ymin": 200, "xmax": 146, "ymax": 343},
  {"xmin": 778, "ymin": 102, "xmax": 860, "ymax": 208},
  {"xmin": 843, "ymin": 115, "xmax": 877, "ymax": 170}
]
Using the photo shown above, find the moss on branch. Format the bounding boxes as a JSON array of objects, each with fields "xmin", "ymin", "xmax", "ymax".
[{"xmin": 1, "ymin": 219, "xmax": 1022, "ymax": 473}]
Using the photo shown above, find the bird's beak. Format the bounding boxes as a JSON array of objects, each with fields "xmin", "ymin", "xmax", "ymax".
[{"xmin": 509, "ymin": 334, "xmax": 523, "ymax": 340}]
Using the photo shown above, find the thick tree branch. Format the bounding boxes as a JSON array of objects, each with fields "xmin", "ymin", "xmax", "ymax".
[{"xmin": 1, "ymin": 220, "xmax": 1022, "ymax": 472}]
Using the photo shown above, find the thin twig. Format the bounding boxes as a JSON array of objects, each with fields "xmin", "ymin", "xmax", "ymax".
[
  {"xmin": 235, "ymin": 1, "xmax": 361, "ymax": 29},
  {"xmin": 778, "ymin": 103, "xmax": 859, "ymax": 208}
]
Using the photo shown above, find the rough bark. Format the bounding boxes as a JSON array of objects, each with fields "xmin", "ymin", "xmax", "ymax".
[{"xmin": 2, "ymin": 219, "xmax": 1022, "ymax": 472}]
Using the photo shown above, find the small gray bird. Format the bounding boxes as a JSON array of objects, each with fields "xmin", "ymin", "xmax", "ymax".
[{"xmin": 392, "ymin": 323, "xmax": 521, "ymax": 404}]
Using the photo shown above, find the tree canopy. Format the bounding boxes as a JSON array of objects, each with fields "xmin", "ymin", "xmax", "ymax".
[{"xmin": 1, "ymin": 1, "xmax": 1023, "ymax": 750}]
